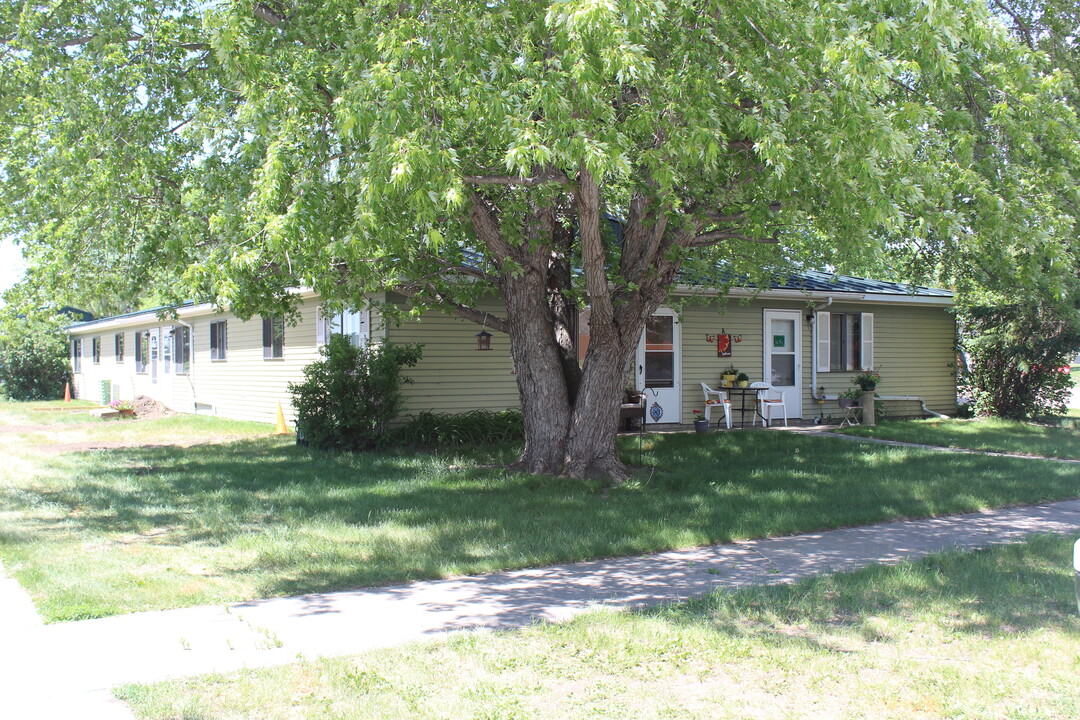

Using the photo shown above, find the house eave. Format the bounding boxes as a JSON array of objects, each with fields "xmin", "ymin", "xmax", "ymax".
[
  {"xmin": 670, "ymin": 284, "xmax": 954, "ymax": 307},
  {"xmin": 65, "ymin": 288, "xmax": 321, "ymax": 335}
]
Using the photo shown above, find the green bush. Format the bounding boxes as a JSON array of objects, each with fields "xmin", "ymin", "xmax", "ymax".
[
  {"xmin": 393, "ymin": 409, "xmax": 524, "ymax": 447},
  {"xmin": 289, "ymin": 336, "xmax": 422, "ymax": 451},
  {"xmin": 0, "ymin": 316, "xmax": 71, "ymax": 401}
]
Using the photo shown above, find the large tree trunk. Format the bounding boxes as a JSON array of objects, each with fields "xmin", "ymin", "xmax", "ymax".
[
  {"xmin": 502, "ymin": 270, "xmax": 574, "ymax": 475},
  {"xmin": 470, "ymin": 175, "xmax": 681, "ymax": 481},
  {"xmin": 561, "ymin": 337, "xmax": 638, "ymax": 480}
]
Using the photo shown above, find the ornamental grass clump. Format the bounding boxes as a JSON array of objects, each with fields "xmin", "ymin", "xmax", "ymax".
[{"xmin": 289, "ymin": 335, "xmax": 422, "ymax": 451}]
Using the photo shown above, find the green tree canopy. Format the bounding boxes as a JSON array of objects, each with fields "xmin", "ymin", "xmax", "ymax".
[{"xmin": 2, "ymin": 0, "xmax": 1078, "ymax": 476}]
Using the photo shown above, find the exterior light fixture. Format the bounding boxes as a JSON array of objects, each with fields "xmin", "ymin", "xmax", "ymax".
[{"xmin": 476, "ymin": 330, "xmax": 492, "ymax": 351}]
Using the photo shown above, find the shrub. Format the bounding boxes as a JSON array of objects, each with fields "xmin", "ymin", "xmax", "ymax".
[
  {"xmin": 0, "ymin": 316, "xmax": 71, "ymax": 401},
  {"xmin": 289, "ymin": 336, "xmax": 422, "ymax": 451},
  {"xmin": 393, "ymin": 409, "xmax": 524, "ymax": 446},
  {"xmin": 960, "ymin": 298, "xmax": 1079, "ymax": 419}
]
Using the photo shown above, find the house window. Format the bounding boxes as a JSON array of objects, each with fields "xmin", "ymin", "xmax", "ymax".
[
  {"xmin": 175, "ymin": 326, "xmax": 191, "ymax": 374},
  {"xmin": 72, "ymin": 338, "xmax": 82, "ymax": 372},
  {"xmin": 135, "ymin": 330, "xmax": 150, "ymax": 373},
  {"xmin": 210, "ymin": 321, "xmax": 227, "ymax": 361},
  {"xmin": 92, "ymin": 337, "xmax": 102, "ymax": 365},
  {"xmin": 318, "ymin": 308, "xmax": 370, "ymax": 347},
  {"xmin": 817, "ymin": 312, "xmax": 874, "ymax": 373},
  {"xmin": 830, "ymin": 314, "xmax": 861, "ymax": 372},
  {"xmin": 262, "ymin": 315, "xmax": 284, "ymax": 359},
  {"xmin": 115, "ymin": 333, "xmax": 124, "ymax": 363}
]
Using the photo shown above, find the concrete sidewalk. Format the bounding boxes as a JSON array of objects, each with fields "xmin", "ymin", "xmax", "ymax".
[{"xmin": 3, "ymin": 499, "xmax": 1080, "ymax": 719}]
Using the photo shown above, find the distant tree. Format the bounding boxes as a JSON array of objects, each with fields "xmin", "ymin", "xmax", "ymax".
[{"xmin": 0, "ymin": 311, "xmax": 72, "ymax": 401}]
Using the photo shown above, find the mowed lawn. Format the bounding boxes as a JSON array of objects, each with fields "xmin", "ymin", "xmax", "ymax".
[
  {"xmin": 119, "ymin": 535, "xmax": 1080, "ymax": 720},
  {"xmin": 840, "ymin": 417, "xmax": 1080, "ymax": 460},
  {"xmin": 1, "ymin": 402, "xmax": 1079, "ymax": 622}
]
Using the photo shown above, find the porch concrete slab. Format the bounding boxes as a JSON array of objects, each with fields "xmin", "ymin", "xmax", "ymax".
[{"xmin": 2, "ymin": 500, "xmax": 1079, "ymax": 718}]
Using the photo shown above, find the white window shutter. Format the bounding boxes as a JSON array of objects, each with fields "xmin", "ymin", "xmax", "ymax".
[
  {"xmin": 358, "ymin": 310, "xmax": 370, "ymax": 343},
  {"xmin": 816, "ymin": 312, "xmax": 831, "ymax": 372},
  {"xmin": 315, "ymin": 307, "xmax": 325, "ymax": 346},
  {"xmin": 860, "ymin": 313, "xmax": 874, "ymax": 369}
]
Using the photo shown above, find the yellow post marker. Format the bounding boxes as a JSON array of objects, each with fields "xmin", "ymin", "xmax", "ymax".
[{"xmin": 274, "ymin": 401, "xmax": 290, "ymax": 435}]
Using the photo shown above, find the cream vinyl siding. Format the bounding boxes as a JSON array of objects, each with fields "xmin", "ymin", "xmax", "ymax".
[
  {"xmin": 817, "ymin": 302, "xmax": 956, "ymax": 417},
  {"xmin": 67, "ymin": 296, "xmax": 381, "ymax": 425},
  {"xmin": 385, "ymin": 297, "xmax": 519, "ymax": 417},
  {"xmin": 678, "ymin": 299, "xmax": 955, "ymax": 423},
  {"xmin": 69, "ymin": 290, "xmax": 954, "ymax": 427}
]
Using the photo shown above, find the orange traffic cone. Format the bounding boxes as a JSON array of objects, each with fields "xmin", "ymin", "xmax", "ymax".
[
  {"xmin": 63, "ymin": 382, "xmax": 71, "ymax": 402},
  {"xmin": 273, "ymin": 401, "xmax": 290, "ymax": 435}
]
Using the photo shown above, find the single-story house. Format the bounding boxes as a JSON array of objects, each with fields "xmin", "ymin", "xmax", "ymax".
[{"xmin": 65, "ymin": 272, "xmax": 956, "ymax": 427}]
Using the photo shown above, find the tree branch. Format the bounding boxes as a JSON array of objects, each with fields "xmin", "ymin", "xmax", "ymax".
[
  {"xmin": 395, "ymin": 286, "xmax": 511, "ymax": 334},
  {"xmin": 463, "ymin": 170, "xmax": 570, "ymax": 187},
  {"xmin": 690, "ymin": 230, "xmax": 778, "ymax": 246}
]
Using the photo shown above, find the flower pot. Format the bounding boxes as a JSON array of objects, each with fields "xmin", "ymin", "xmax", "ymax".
[
  {"xmin": 838, "ymin": 398, "xmax": 859, "ymax": 409},
  {"xmin": 722, "ymin": 374, "xmax": 737, "ymax": 383},
  {"xmin": 737, "ymin": 380, "xmax": 749, "ymax": 388},
  {"xmin": 693, "ymin": 419, "xmax": 710, "ymax": 433},
  {"xmin": 858, "ymin": 383, "xmax": 876, "ymax": 392}
]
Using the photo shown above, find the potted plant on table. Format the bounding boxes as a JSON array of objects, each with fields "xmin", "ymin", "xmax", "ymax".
[
  {"xmin": 837, "ymin": 387, "xmax": 861, "ymax": 409},
  {"xmin": 721, "ymin": 365, "xmax": 739, "ymax": 386},
  {"xmin": 735, "ymin": 372, "xmax": 750, "ymax": 388}
]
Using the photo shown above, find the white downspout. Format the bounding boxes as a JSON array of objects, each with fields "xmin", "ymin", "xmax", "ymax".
[{"xmin": 809, "ymin": 297, "xmax": 833, "ymax": 402}]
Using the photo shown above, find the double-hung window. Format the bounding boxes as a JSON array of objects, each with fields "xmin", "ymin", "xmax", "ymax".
[
  {"xmin": 72, "ymin": 339, "xmax": 82, "ymax": 372},
  {"xmin": 174, "ymin": 327, "xmax": 191, "ymax": 374},
  {"xmin": 210, "ymin": 321, "xmax": 228, "ymax": 360},
  {"xmin": 92, "ymin": 337, "xmax": 101, "ymax": 365},
  {"xmin": 115, "ymin": 333, "xmax": 124, "ymax": 363},
  {"xmin": 135, "ymin": 331, "xmax": 150, "ymax": 373},
  {"xmin": 316, "ymin": 308, "xmax": 370, "ymax": 348},
  {"xmin": 816, "ymin": 312, "xmax": 874, "ymax": 372},
  {"xmin": 262, "ymin": 316, "xmax": 284, "ymax": 359}
]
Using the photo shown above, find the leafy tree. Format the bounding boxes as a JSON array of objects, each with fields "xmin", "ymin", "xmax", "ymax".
[
  {"xmin": 0, "ymin": 310, "xmax": 72, "ymax": 401},
  {"xmin": 289, "ymin": 336, "xmax": 422, "ymax": 451},
  {"xmin": 960, "ymin": 294, "xmax": 1079, "ymax": 418},
  {"xmin": 2, "ymin": 1, "xmax": 1078, "ymax": 478}
]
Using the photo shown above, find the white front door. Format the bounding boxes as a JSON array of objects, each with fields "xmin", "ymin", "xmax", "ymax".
[
  {"xmin": 763, "ymin": 310, "xmax": 802, "ymax": 419},
  {"xmin": 636, "ymin": 309, "xmax": 681, "ymax": 424}
]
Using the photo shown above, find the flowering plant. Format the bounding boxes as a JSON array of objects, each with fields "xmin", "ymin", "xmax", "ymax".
[
  {"xmin": 852, "ymin": 368, "xmax": 881, "ymax": 391},
  {"xmin": 109, "ymin": 399, "xmax": 135, "ymax": 411}
]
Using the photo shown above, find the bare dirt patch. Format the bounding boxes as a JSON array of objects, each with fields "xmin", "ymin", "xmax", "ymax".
[{"xmin": 132, "ymin": 395, "xmax": 176, "ymax": 421}]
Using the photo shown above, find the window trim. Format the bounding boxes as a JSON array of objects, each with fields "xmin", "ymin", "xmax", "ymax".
[
  {"xmin": 114, "ymin": 333, "xmax": 125, "ymax": 363},
  {"xmin": 209, "ymin": 321, "xmax": 228, "ymax": 361},
  {"xmin": 174, "ymin": 326, "xmax": 191, "ymax": 375},
  {"xmin": 135, "ymin": 330, "xmax": 150, "ymax": 374},
  {"xmin": 72, "ymin": 338, "xmax": 82, "ymax": 373},
  {"xmin": 262, "ymin": 315, "xmax": 284, "ymax": 359},
  {"xmin": 817, "ymin": 311, "xmax": 874, "ymax": 373},
  {"xmin": 91, "ymin": 336, "xmax": 102, "ymax": 365}
]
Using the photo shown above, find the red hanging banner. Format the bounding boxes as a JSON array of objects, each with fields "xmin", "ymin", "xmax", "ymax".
[{"xmin": 716, "ymin": 334, "xmax": 732, "ymax": 357}]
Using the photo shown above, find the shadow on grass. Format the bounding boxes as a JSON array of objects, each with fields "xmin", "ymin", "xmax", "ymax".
[
  {"xmin": 649, "ymin": 533, "xmax": 1080, "ymax": 647},
  {"xmin": 4, "ymin": 430, "xmax": 1079, "ymax": 603}
]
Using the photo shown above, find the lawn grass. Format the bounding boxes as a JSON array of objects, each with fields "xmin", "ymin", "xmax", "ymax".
[
  {"xmin": 116, "ymin": 534, "xmax": 1080, "ymax": 720},
  {"xmin": 839, "ymin": 417, "xmax": 1080, "ymax": 459},
  {"xmin": 3, "ymin": 404, "xmax": 1079, "ymax": 623}
]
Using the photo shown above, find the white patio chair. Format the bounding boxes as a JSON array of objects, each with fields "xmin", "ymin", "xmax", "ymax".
[
  {"xmin": 700, "ymin": 382, "xmax": 732, "ymax": 429},
  {"xmin": 750, "ymin": 382, "xmax": 788, "ymax": 427}
]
